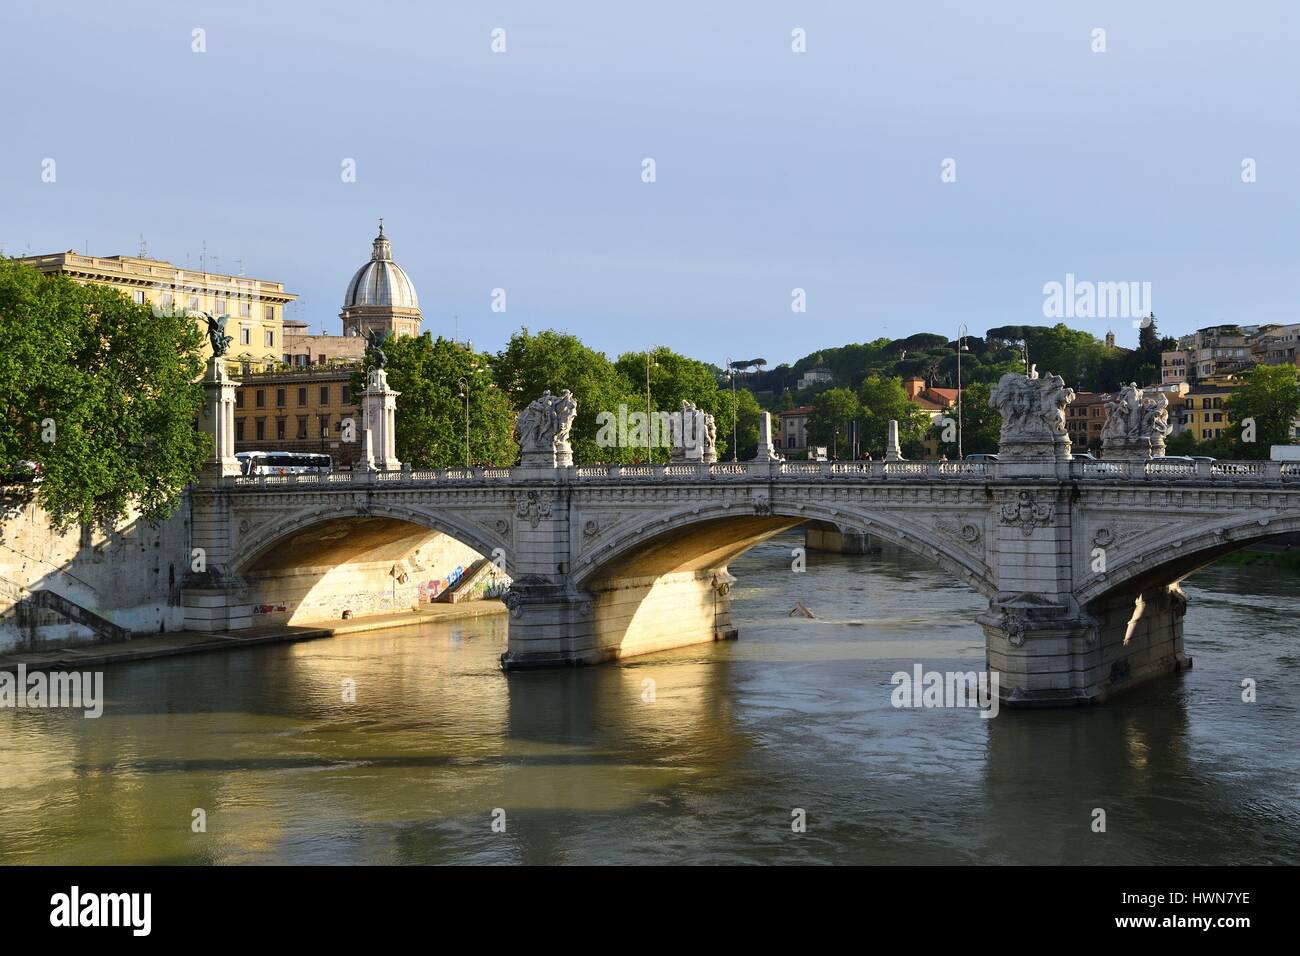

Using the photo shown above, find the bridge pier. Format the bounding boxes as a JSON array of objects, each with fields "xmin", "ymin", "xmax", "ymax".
[{"xmin": 981, "ymin": 584, "xmax": 1191, "ymax": 706}]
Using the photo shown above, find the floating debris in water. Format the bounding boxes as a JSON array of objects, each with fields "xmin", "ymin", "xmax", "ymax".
[{"xmin": 789, "ymin": 601, "xmax": 816, "ymax": 619}]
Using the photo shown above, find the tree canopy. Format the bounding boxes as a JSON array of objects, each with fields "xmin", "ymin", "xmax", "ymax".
[{"xmin": 0, "ymin": 258, "xmax": 209, "ymax": 529}]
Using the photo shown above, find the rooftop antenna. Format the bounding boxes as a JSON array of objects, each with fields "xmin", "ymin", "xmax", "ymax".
[
  {"xmin": 200, "ymin": 239, "xmax": 207, "ymax": 272},
  {"xmin": 235, "ymin": 257, "xmax": 243, "ymax": 276},
  {"xmin": 138, "ymin": 234, "xmax": 148, "ymax": 259}
]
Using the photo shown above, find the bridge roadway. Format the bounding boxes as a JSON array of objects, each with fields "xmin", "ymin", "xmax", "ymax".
[{"xmin": 184, "ymin": 457, "xmax": 1300, "ymax": 706}]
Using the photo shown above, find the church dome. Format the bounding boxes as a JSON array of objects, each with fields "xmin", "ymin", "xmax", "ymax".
[{"xmin": 343, "ymin": 223, "xmax": 419, "ymax": 310}]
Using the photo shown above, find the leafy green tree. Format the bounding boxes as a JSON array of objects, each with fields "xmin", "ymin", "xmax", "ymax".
[
  {"xmin": 1226, "ymin": 364, "xmax": 1300, "ymax": 459},
  {"xmin": 357, "ymin": 333, "xmax": 516, "ymax": 468},
  {"xmin": 0, "ymin": 258, "xmax": 209, "ymax": 530},
  {"xmin": 807, "ymin": 387, "xmax": 861, "ymax": 457},
  {"xmin": 715, "ymin": 386, "xmax": 763, "ymax": 460},
  {"xmin": 493, "ymin": 329, "xmax": 639, "ymax": 464},
  {"xmin": 933, "ymin": 381, "xmax": 1001, "ymax": 457},
  {"xmin": 614, "ymin": 346, "xmax": 733, "ymax": 462},
  {"xmin": 857, "ymin": 375, "xmax": 930, "ymax": 457}
]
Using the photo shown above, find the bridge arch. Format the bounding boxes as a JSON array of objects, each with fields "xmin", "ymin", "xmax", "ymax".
[
  {"xmin": 572, "ymin": 500, "xmax": 996, "ymax": 597},
  {"xmin": 1076, "ymin": 508, "xmax": 1300, "ymax": 607},
  {"xmin": 231, "ymin": 501, "xmax": 512, "ymax": 578}
]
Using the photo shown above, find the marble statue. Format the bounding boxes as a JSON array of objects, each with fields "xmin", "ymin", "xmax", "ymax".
[
  {"xmin": 988, "ymin": 371, "xmax": 1076, "ymax": 460},
  {"xmin": 517, "ymin": 389, "xmax": 578, "ymax": 465}
]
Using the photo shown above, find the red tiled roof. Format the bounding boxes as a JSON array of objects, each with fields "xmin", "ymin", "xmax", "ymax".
[{"xmin": 779, "ymin": 406, "xmax": 814, "ymax": 416}]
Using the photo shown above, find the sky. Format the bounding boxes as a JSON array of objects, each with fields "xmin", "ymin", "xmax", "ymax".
[{"xmin": 2, "ymin": 0, "xmax": 1298, "ymax": 366}]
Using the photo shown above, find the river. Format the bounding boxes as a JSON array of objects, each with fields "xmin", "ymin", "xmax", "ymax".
[{"xmin": 2, "ymin": 530, "xmax": 1298, "ymax": 865}]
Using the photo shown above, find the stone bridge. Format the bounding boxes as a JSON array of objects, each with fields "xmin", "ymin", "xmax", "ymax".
[{"xmin": 184, "ymin": 456, "xmax": 1300, "ymax": 707}]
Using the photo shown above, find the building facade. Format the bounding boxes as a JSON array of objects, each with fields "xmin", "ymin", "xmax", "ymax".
[
  {"xmin": 776, "ymin": 406, "xmax": 813, "ymax": 454},
  {"xmin": 17, "ymin": 250, "xmax": 296, "ymax": 372}
]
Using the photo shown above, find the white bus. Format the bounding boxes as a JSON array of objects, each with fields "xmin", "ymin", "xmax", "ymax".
[{"xmin": 236, "ymin": 452, "xmax": 332, "ymax": 476}]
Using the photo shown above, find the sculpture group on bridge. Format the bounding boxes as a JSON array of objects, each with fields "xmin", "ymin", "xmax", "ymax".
[
  {"xmin": 669, "ymin": 400, "xmax": 718, "ymax": 464},
  {"xmin": 988, "ymin": 369, "xmax": 1075, "ymax": 459},
  {"xmin": 1100, "ymin": 383, "xmax": 1170, "ymax": 458},
  {"xmin": 516, "ymin": 389, "xmax": 578, "ymax": 467}
]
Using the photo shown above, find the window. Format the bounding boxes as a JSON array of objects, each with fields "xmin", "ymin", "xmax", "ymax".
[
  {"xmin": 298, "ymin": 387, "xmax": 307, "ymax": 406},
  {"xmin": 215, "ymin": 297, "xmax": 227, "ymax": 317},
  {"xmin": 160, "ymin": 292, "xmax": 173, "ymax": 311},
  {"xmin": 188, "ymin": 295, "xmax": 201, "ymax": 312},
  {"xmin": 255, "ymin": 418, "xmax": 266, "ymax": 441},
  {"xmin": 296, "ymin": 416, "xmax": 308, "ymax": 440},
  {"xmin": 264, "ymin": 304, "xmax": 274, "ymax": 321},
  {"xmin": 239, "ymin": 301, "xmax": 251, "ymax": 317},
  {"xmin": 241, "ymin": 327, "xmax": 251, "ymax": 346},
  {"xmin": 317, "ymin": 354, "xmax": 326, "ymax": 365},
  {"xmin": 264, "ymin": 330, "xmax": 274, "ymax": 347},
  {"xmin": 133, "ymin": 290, "xmax": 145, "ymax": 305},
  {"xmin": 235, "ymin": 419, "xmax": 245, "ymax": 442},
  {"xmin": 235, "ymin": 391, "xmax": 244, "ymax": 409},
  {"xmin": 318, "ymin": 415, "xmax": 330, "ymax": 439},
  {"xmin": 341, "ymin": 385, "xmax": 351, "ymax": 405},
  {"xmin": 320, "ymin": 386, "xmax": 330, "ymax": 405},
  {"xmin": 276, "ymin": 419, "xmax": 286, "ymax": 441},
  {"xmin": 276, "ymin": 388, "xmax": 285, "ymax": 407},
  {"xmin": 255, "ymin": 390, "xmax": 265, "ymax": 409}
]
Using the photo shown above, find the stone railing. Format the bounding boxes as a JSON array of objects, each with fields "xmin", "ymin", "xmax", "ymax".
[{"xmin": 220, "ymin": 457, "xmax": 1300, "ymax": 489}]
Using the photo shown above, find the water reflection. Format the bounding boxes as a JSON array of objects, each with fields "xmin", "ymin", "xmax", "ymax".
[{"xmin": 1, "ymin": 532, "xmax": 1297, "ymax": 864}]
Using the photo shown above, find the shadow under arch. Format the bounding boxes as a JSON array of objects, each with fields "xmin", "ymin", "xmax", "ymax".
[
  {"xmin": 558, "ymin": 498, "xmax": 996, "ymax": 667},
  {"xmin": 572, "ymin": 500, "xmax": 995, "ymax": 598},
  {"xmin": 1076, "ymin": 510, "xmax": 1300, "ymax": 608},
  {"xmin": 233, "ymin": 502, "xmax": 512, "ymax": 579},
  {"xmin": 229, "ymin": 503, "xmax": 512, "ymax": 627}
]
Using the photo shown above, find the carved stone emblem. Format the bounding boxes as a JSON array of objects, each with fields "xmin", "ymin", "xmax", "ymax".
[
  {"xmin": 1001, "ymin": 608, "xmax": 1027, "ymax": 647},
  {"xmin": 515, "ymin": 491, "xmax": 552, "ymax": 529},
  {"xmin": 999, "ymin": 490, "xmax": 1054, "ymax": 536},
  {"xmin": 936, "ymin": 516, "xmax": 982, "ymax": 546},
  {"xmin": 583, "ymin": 519, "xmax": 600, "ymax": 538}
]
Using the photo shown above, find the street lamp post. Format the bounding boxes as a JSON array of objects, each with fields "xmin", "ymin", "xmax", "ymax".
[
  {"xmin": 726, "ymin": 357, "xmax": 738, "ymax": 462},
  {"xmin": 644, "ymin": 350, "xmax": 656, "ymax": 465},
  {"xmin": 956, "ymin": 323, "xmax": 969, "ymax": 460},
  {"xmin": 457, "ymin": 377, "xmax": 470, "ymax": 468}
]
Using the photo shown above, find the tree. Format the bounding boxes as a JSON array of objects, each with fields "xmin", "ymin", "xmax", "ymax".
[
  {"xmin": 0, "ymin": 258, "xmax": 209, "ymax": 530},
  {"xmin": 357, "ymin": 333, "xmax": 516, "ymax": 468},
  {"xmin": 715, "ymin": 386, "xmax": 764, "ymax": 461},
  {"xmin": 934, "ymin": 381, "xmax": 1001, "ymax": 457},
  {"xmin": 807, "ymin": 387, "xmax": 861, "ymax": 457},
  {"xmin": 493, "ymin": 329, "xmax": 639, "ymax": 464},
  {"xmin": 857, "ymin": 375, "xmax": 930, "ymax": 457},
  {"xmin": 1226, "ymin": 364, "xmax": 1300, "ymax": 459},
  {"xmin": 614, "ymin": 346, "xmax": 732, "ymax": 461}
]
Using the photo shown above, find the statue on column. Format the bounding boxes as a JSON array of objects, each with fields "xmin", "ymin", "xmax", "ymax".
[
  {"xmin": 1101, "ymin": 383, "xmax": 1170, "ymax": 459},
  {"xmin": 516, "ymin": 389, "xmax": 578, "ymax": 466},
  {"xmin": 203, "ymin": 313, "xmax": 232, "ymax": 358},
  {"xmin": 988, "ymin": 371, "xmax": 1075, "ymax": 460}
]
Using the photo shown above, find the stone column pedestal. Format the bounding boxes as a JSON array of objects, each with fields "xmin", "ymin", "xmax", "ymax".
[
  {"xmin": 1102, "ymin": 436, "xmax": 1163, "ymax": 460},
  {"xmin": 885, "ymin": 419, "xmax": 903, "ymax": 461},
  {"xmin": 751, "ymin": 411, "xmax": 781, "ymax": 461},
  {"xmin": 200, "ymin": 358, "xmax": 241, "ymax": 479},
  {"xmin": 362, "ymin": 368, "xmax": 401, "ymax": 471}
]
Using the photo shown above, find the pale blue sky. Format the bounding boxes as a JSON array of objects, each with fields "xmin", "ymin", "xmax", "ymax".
[{"xmin": 2, "ymin": 1, "xmax": 1297, "ymax": 364}]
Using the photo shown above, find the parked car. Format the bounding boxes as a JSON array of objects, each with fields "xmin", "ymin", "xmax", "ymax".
[
  {"xmin": 964, "ymin": 453, "xmax": 1000, "ymax": 462},
  {"xmin": 1072, "ymin": 452, "xmax": 1098, "ymax": 461},
  {"xmin": 1149, "ymin": 455, "xmax": 1195, "ymax": 464}
]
